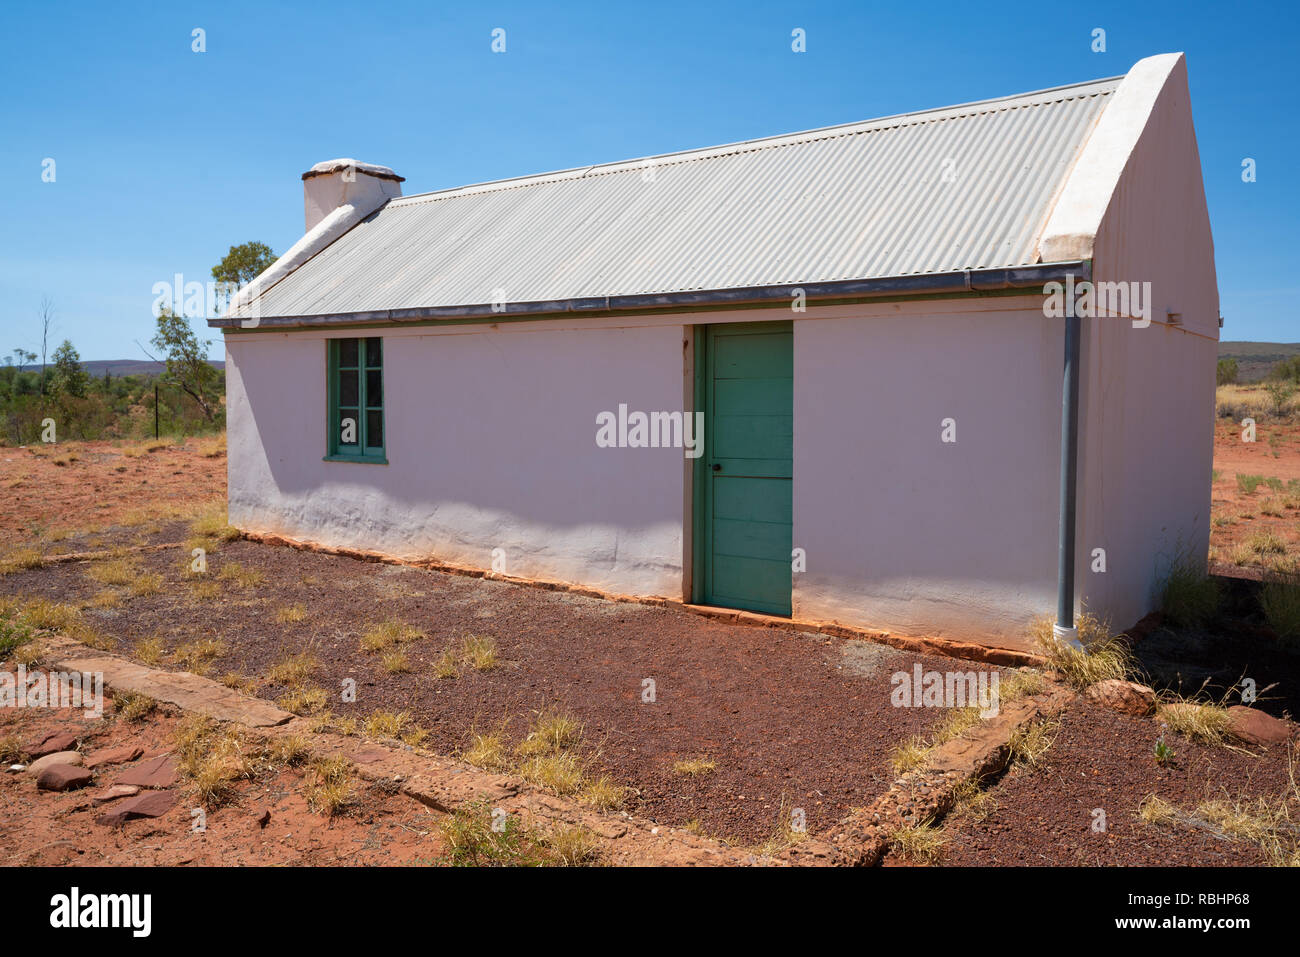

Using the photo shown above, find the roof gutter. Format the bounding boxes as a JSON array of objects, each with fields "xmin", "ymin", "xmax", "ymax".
[{"xmin": 208, "ymin": 260, "xmax": 1087, "ymax": 330}]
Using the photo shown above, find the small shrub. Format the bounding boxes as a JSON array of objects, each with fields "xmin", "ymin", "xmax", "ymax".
[
  {"xmin": 581, "ymin": 775, "xmax": 627, "ymax": 811},
  {"xmin": 1237, "ymin": 474, "xmax": 1264, "ymax": 495},
  {"xmin": 518, "ymin": 752, "xmax": 584, "ymax": 795},
  {"xmin": 1157, "ymin": 701, "xmax": 1232, "ymax": 746},
  {"xmin": 305, "ymin": 756, "xmax": 354, "ymax": 818},
  {"xmin": 217, "ymin": 561, "xmax": 264, "ymax": 587},
  {"xmin": 438, "ymin": 800, "xmax": 543, "ymax": 866},
  {"xmin": 360, "ymin": 619, "xmax": 424, "ymax": 653}
]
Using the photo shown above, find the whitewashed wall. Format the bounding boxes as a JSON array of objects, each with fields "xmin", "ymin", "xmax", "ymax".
[
  {"xmin": 225, "ymin": 322, "xmax": 690, "ymax": 597},
  {"xmin": 790, "ymin": 300, "xmax": 1063, "ymax": 648},
  {"xmin": 1075, "ymin": 55, "xmax": 1219, "ymax": 632}
]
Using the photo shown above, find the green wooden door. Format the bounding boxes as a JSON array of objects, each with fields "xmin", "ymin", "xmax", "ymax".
[{"xmin": 695, "ymin": 321, "xmax": 793, "ymax": 615}]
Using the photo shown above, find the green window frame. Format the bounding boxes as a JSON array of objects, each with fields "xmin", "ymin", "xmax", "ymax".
[{"xmin": 326, "ymin": 337, "xmax": 386, "ymax": 463}]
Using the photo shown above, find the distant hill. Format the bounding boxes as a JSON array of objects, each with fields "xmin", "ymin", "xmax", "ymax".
[
  {"xmin": 24, "ymin": 359, "xmax": 225, "ymax": 377},
  {"xmin": 1218, "ymin": 342, "xmax": 1300, "ymax": 383}
]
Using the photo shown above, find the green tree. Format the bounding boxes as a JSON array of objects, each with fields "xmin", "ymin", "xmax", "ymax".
[
  {"xmin": 212, "ymin": 240, "xmax": 275, "ymax": 289},
  {"xmin": 211, "ymin": 242, "xmax": 276, "ymax": 316},
  {"xmin": 1269, "ymin": 356, "xmax": 1300, "ymax": 384},
  {"xmin": 49, "ymin": 339, "xmax": 89, "ymax": 397},
  {"xmin": 1216, "ymin": 357, "xmax": 1238, "ymax": 385},
  {"xmin": 150, "ymin": 307, "xmax": 218, "ymax": 420}
]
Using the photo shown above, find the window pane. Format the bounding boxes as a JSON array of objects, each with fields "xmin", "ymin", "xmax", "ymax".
[
  {"xmin": 365, "ymin": 337, "xmax": 382, "ymax": 368},
  {"xmin": 339, "ymin": 338, "xmax": 359, "ymax": 368},
  {"xmin": 366, "ymin": 370, "xmax": 383, "ymax": 408},
  {"xmin": 366, "ymin": 410, "xmax": 384, "ymax": 449},
  {"xmin": 339, "ymin": 369, "xmax": 358, "ymax": 407},
  {"xmin": 338, "ymin": 409, "xmax": 359, "ymax": 447}
]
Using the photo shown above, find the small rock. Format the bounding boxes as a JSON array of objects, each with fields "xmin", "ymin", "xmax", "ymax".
[
  {"xmin": 37, "ymin": 765, "xmax": 93, "ymax": 792},
  {"xmin": 92, "ymin": 784, "xmax": 141, "ymax": 805},
  {"xmin": 24, "ymin": 730, "xmax": 78, "ymax": 758},
  {"xmin": 1226, "ymin": 706, "xmax": 1294, "ymax": 747},
  {"xmin": 95, "ymin": 789, "xmax": 178, "ymax": 827},
  {"xmin": 351, "ymin": 749, "xmax": 386, "ymax": 765},
  {"xmin": 26, "ymin": 751, "xmax": 84, "ymax": 777},
  {"xmin": 85, "ymin": 745, "xmax": 144, "ymax": 769},
  {"xmin": 254, "ymin": 808, "xmax": 271, "ymax": 828},
  {"xmin": 1084, "ymin": 678, "xmax": 1157, "ymax": 717},
  {"xmin": 115, "ymin": 754, "xmax": 178, "ymax": 789}
]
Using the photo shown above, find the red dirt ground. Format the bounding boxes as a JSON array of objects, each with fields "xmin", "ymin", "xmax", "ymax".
[
  {"xmin": 925, "ymin": 700, "xmax": 1297, "ymax": 866},
  {"xmin": 0, "ymin": 439, "xmax": 225, "ymax": 548},
  {"xmin": 0, "ymin": 695, "xmax": 443, "ymax": 866},
  {"xmin": 1209, "ymin": 417, "xmax": 1300, "ymax": 566},
  {"xmin": 0, "ymin": 541, "xmax": 987, "ymax": 844}
]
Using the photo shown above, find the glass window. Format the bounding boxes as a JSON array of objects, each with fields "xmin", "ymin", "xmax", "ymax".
[{"xmin": 328, "ymin": 337, "xmax": 385, "ymax": 461}]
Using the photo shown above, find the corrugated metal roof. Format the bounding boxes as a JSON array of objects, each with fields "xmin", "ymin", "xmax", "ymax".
[{"xmin": 234, "ymin": 76, "xmax": 1118, "ymax": 321}]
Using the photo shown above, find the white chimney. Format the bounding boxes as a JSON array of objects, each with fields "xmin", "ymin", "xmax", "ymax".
[{"xmin": 301, "ymin": 158, "xmax": 404, "ymax": 233}]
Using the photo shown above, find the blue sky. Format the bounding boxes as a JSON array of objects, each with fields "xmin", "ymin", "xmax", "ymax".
[{"xmin": 0, "ymin": 0, "xmax": 1295, "ymax": 361}]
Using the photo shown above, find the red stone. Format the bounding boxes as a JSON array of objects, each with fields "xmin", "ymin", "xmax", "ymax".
[
  {"xmin": 36, "ymin": 765, "xmax": 93, "ymax": 792},
  {"xmin": 115, "ymin": 754, "xmax": 178, "ymax": 789},
  {"xmin": 95, "ymin": 789, "xmax": 178, "ymax": 826},
  {"xmin": 92, "ymin": 784, "xmax": 141, "ymax": 805},
  {"xmin": 24, "ymin": 730, "xmax": 78, "ymax": 759},
  {"xmin": 1226, "ymin": 706, "xmax": 1294, "ymax": 747},
  {"xmin": 85, "ymin": 745, "xmax": 144, "ymax": 769}
]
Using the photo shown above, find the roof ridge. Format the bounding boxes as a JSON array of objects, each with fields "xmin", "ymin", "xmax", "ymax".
[{"xmin": 392, "ymin": 75, "xmax": 1121, "ymax": 206}]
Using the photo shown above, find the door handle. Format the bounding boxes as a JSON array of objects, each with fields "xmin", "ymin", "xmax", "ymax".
[{"xmin": 711, "ymin": 463, "xmax": 722, "ymax": 472}]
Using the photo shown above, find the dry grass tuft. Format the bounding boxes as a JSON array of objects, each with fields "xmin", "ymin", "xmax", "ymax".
[
  {"xmin": 218, "ymin": 561, "xmax": 264, "ymax": 588},
  {"xmin": 274, "ymin": 604, "xmax": 306, "ymax": 624},
  {"xmin": 1157, "ymin": 698, "xmax": 1233, "ymax": 746},
  {"xmin": 672, "ymin": 758, "xmax": 717, "ymax": 777},
  {"xmin": 174, "ymin": 638, "xmax": 226, "ymax": 675},
  {"xmin": 114, "ymin": 690, "xmax": 157, "ymax": 723},
  {"xmin": 1029, "ymin": 612, "xmax": 1133, "ymax": 691},
  {"xmin": 0, "ymin": 547, "xmax": 45, "ymax": 576},
  {"xmin": 890, "ymin": 822, "xmax": 945, "ymax": 865},
  {"xmin": 132, "ymin": 635, "xmax": 165, "ymax": 666},
  {"xmin": 462, "ymin": 728, "xmax": 510, "ymax": 770},
  {"xmin": 305, "ymin": 755, "xmax": 355, "ymax": 817},
  {"xmin": 277, "ymin": 686, "xmax": 328, "ymax": 716},
  {"xmin": 580, "ymin": 775, "xmax": 627, "ymax": 811},
  {"xmin": 266, "ymin": 651, "xmax": 319, "ymax": 687},
  {"xmin": 516, "ymin": 710, "xmax": 583, "ymax": 757},
  {"xmin": 543, "ymin": 825, "xmax": 601, "ymax": 866},
  {"xmin": 364, "ymin": 710, "xmax": 409, "ymax": 740}
]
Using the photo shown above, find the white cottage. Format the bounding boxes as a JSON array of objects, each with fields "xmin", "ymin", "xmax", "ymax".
[{"xmin": 213, "ymin": 52, "xmax": 1218, "ymax": 653}]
